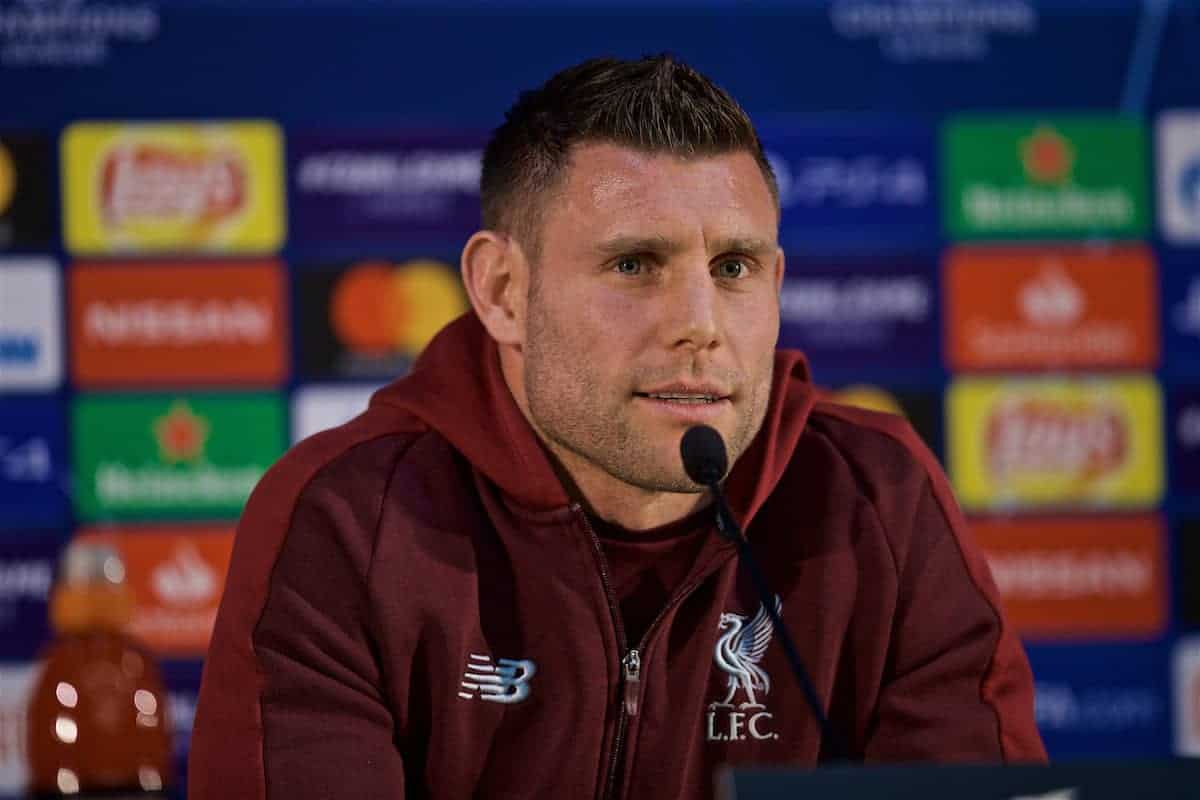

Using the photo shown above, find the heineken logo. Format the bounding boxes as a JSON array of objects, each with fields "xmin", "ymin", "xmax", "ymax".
[
  {"xmin": 1020, "ymin": 126, "xmax": 1074, "ymax": 185},
  {"xmin": 73, "ymin": 393, "xmax": 284, "ymax": 521},
  {"xmin": 94, "ymin": 463, "xmax": 263, "ymax": 508},
  {"xmin": 962, "ymin": 183, "xmax": 1134, "ymax": 231},
  {"xmin": 945, "ymin": 117, "xmax": 1147, "ymax": 238},
  {"xmin": 153, "ymin": 401, "xmax": 209, "ymax": 464}
]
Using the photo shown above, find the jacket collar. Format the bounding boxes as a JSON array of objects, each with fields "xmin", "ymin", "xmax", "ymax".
[{"xmin": 372, "ymin": 312, "xmax": 816, "ymax": 527}]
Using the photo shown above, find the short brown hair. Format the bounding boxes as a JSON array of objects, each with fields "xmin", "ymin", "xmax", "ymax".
[{"xmin": 480, "ymin": 54, "xmax": 778, "ymax": 257}]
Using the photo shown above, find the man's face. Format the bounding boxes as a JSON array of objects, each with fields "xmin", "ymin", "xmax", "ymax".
[{"xmin": 518, "ymin": 142, "xmax": 783, "ymax": 494}]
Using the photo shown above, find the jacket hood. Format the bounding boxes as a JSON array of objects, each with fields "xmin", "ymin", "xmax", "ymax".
[{"xmin": 371, "ymin": 312, "xmax": 817, "ymax": 526}]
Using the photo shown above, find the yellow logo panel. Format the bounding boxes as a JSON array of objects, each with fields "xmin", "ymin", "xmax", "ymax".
[
  {"xmin": 63, "ymin": 121, "xmax": 285, "ymax": 254},
  {"xmin": 947, "ymin": 375, "xmax": 1163, "ymax": 510}
]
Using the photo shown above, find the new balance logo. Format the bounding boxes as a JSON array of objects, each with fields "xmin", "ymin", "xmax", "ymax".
[{"xmin": 458, "ymin": 653, "xmax": 536, "ymax": 704}]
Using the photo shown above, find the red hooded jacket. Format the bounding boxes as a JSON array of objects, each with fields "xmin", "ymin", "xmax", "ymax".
[{"xmin": 189, "ymin": 312, "xmax": 1046, "ymax": 799}]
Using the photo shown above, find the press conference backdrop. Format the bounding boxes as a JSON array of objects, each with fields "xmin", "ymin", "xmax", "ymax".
[{"xmin": 1, "ymin": 0, "xmax": 1199, "ymax": 794}]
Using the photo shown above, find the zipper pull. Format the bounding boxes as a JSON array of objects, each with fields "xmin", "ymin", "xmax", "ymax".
[{"xmin": 622, "ymin": 649, "xmax": 641, "ymax": 717}]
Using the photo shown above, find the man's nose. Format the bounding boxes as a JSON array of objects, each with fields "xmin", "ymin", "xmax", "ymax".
[{"xmin": 663, "ymin": 267, "xmax": 721, "ymax": 352}]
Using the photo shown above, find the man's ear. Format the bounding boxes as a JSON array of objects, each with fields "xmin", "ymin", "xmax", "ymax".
[
  {"xmin": 774, "ymin": 247, "xmax": 786, "ymax": 293},
  {"xmin": 461, "ymin": 230, "xmax": 528, "ymax": 347}
]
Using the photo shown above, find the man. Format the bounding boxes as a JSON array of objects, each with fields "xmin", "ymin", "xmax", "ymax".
[{"xmin": 190, "ymin": 55, "xmax": 1045, "ymax": 799}]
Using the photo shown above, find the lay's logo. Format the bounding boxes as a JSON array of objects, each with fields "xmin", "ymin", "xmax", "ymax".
[
  {"xmin": 99, "ymin": 143, "xmax": 247, "ymax": 227},
  {"xmin": 948, "ymin": 376, "xmax": 1162, "ymax": 510},
  {"xmin": 63, "ymin": 122, "xmax": 284, "ymax": 254},
  {"xmin": 985, "ymin": 397, "xmax": 1126, "ymax": 481}
]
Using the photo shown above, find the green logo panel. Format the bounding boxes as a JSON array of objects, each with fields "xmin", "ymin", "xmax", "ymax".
[
  {"xmin": 943, "ymin": 117, "xmax": 1148, "ymax": 239},
  {"xmin": 72, "ymin": 393, "xmax": 285, "ymax": 521}
]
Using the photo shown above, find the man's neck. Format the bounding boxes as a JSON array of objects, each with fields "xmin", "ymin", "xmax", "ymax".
[
  {"xmin": 498, "ymin": 346, "xmax": 711, "ymax": 531},
  {"xmin": 541, "ymin": 441, "xmax": 712, "ymax": 531}
]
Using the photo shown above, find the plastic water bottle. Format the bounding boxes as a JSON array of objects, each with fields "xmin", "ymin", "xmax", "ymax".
[{"xmin": 25, "ymin": 539, "xmax": 173, "ymax": 797}]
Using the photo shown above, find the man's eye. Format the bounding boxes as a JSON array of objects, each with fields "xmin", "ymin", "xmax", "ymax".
[
  {"xmin": 615, "ymin": 257, "xmax": 643, "ymax": 275},
  {"xmin": 715, "ymin": 259, "xmax": 747, "ymax": 279}
]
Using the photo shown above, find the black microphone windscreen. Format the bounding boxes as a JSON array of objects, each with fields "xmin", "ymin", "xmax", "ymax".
[{"xmin": 680, "ymin": 425, "xmax": 728, "ymax": 486}]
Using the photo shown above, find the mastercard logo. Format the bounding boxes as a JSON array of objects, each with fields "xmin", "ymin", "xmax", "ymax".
[
  {"xmin": 0, "ymin": 143, "xmax": 14, "ymax": 215},
  {"xmin": 331, "ymin": 259, "xmax": 468, "ymax": 356}
]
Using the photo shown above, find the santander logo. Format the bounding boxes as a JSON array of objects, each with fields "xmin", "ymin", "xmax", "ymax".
[
  {"xmin": 985, "ymin": 398, "xmax": 1127, "ymax": 480},
  {"xmin": 1019, "ymin": 263, "xmax": 1085, "ymax": 327},
  {"xmin": 151, "ymin": 543, "xmax": 217, "ymax": 608},
  {"xmin": 100, "ymin": 143, "xmax": 246, "ymax": 226}
]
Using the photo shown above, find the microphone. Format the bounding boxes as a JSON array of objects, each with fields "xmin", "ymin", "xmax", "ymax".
[
  {"xmin": 681, "ymin": 425, "xmax": 727, "ymax": 486},
  {"xmin": 681, "ymin": 425, "xmax": 846, "ymax": 762}
]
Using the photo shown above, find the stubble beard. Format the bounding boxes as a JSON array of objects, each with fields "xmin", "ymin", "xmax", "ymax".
[{"xmin": 522, "ymin": 296, "xmax": 774, "ymax": 496}]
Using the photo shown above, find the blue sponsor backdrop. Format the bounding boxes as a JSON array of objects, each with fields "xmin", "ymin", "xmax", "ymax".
[
  {"xmin": 0, "ymin": 538, "xmax": 57, "ymax": 660},
  {"xmin": 0, "ymin": 1, "xmax": 1199, "ymax": 791},
  {"xmin": 2, "ymin": 2, "xmax": 1199, "ymax": 125},
  {"xmin": 1028, "ymin": 643, "xmax": 1174, "ymax": 758},
  {"xmin": 161, "ymin": 659, "xmax": 205, "ymax": 793},
  {"xmin": 1163, "ymin": 256, "xmax": 1200, "ymax": 378},
  {"xmin": 288, "ymin": 131, "xmax": 487, "ymax": 248},
  {"xmin": 778, "ymin": 258, "xmax": 939, "ymax": 374},
  {"xmin": 0, "ymin": 397, "xmax": 68, "ymax": 530},
  {"xmin": 1170, "ymin": 389, "xmax": 1200, "ymax": 498},
  {"xmin": 763, "ymin": 122, "xmax": 938, "ymax": 252}
]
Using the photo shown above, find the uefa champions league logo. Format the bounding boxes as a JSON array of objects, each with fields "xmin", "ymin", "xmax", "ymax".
[{"xmin": 0, "ymin": 0, "xmax": 158, "ymax": 67}]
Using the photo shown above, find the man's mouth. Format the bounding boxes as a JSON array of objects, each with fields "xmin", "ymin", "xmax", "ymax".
[{"xmin": 635, "ymin": 392, "xmax": 723, "ymax": 404}]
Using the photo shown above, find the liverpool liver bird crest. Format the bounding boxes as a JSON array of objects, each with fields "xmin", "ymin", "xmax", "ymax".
[{"xmin": 711, "ymin": 595, "xmax": 782, "ymax": 710}]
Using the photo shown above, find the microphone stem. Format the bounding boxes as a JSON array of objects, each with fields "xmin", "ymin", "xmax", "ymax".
[{"xmin": 712, "ymin": 486, "xmax": 847, "ymax": 762}]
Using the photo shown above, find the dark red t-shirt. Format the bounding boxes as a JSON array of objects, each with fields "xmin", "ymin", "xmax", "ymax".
[{"xmin": 590, "ymin": 508, "xmax": 712, "ymax": 649}]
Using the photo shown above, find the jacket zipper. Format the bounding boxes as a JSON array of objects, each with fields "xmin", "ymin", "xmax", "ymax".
[
  {"xmin": 575, "ymin": 508, "xmax": 632, "ymax": 800},
  {"xmin": 576, "ymin": 505, "xmax": 731, "ymax": 800},
  {"xmin": 622, "ymin": 649, "xmax": 641, "ymax": 717}
]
